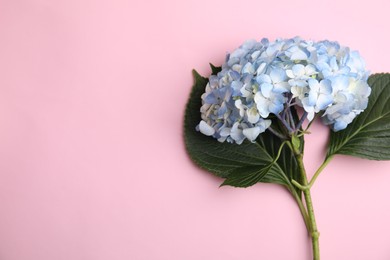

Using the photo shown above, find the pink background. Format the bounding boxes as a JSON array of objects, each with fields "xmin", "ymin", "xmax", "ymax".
[{"xmin": 0, "ymin": 0, "xmax": 390, "ymax": 259}]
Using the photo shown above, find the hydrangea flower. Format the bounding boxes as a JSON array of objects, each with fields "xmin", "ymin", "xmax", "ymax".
[{"xmin": 197, "ymin": 37, "xmax": 371, "ymax": 143}]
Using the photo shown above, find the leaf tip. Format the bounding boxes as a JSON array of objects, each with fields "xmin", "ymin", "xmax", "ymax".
[
  {"xmin": 209, "ymin": 63, "xmax": 222, "ymax": 75},
  {"xmin": 192, "ymin": 69, "xmax": 203, "ymax": 79},
  {"xmin": 219, "ymin": 181, "xmax": 228, "ymax": 188}
]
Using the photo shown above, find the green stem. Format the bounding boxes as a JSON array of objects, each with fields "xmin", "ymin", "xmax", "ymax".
[
  {"xmin": 304, "ymin": 189, "xmax": 320, "ymax": 260},
  {"xmin": 273, "ymin": 141, "xmax": 288, "ymax": 163},
  {"xmin": 274, "ymin": 141, "xmax": 311, "ymax": 231},
  {"xmin": 291, "ymin": 155, "xmax": 334, "ymax": 191},
  {"xmin": 289, "ymin": 185, "xmax": 311, "ymax": 232},
  {"xmin": 292, "ymin": 142, "xmax": 320, "ymax": 260},
  {"xmin": 308, "ymin": 155, "xmax": 334, "ymax": 188}
]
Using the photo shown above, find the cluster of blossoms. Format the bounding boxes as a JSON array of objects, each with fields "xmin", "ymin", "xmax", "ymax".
[{"xmin": 197, "ymin": 37, "xmax": 371, "ymax": 144}]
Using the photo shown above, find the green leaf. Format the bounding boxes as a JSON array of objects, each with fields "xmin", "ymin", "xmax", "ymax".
[
  {"xmin": 327, "ymin": 73, "xmax": 390, "ymax": 160},
  {"xmin": 184, "ymin": 69, "xmax": 303, "ymax": 192},
  {"xmin": 220, "ymin": 165, "xmax": 274, "ymax": 187},
  {"xmin": 209, "ymin": 63, "xmax": 222, "ymax": 75}
]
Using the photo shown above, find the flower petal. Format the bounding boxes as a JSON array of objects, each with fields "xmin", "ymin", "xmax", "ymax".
[
  {"xmin": 256, "ymin": 62, "xmax": 267, "ymax": 75},
  {"xmin": 290, "ymin": 48, "xmax": 308, "ymax": 61},
  {"xmin": 242, "ymin": 62, "xmax": 255, "ymax": 74},
  {"xmin": 260, "ymin": 83, "xmax": 273, "ymax": 98},
  {"xmin": 243, "ymin": 127, "xmax": 261, "ymax": 142},
  {"xmin": 316, "ymin": 94, "xmax": 333, "ymax": 110},
  {"xmin": 270, "ymin": 67, "xmax": 287, "ymax": 83},
  {"xmin": 199, "ymin": 120, "xmax": 215, "ymax": 136},
  {"xmin": 319, "ymin": 79, "xmax": 332, "ymax": 95},
  {"xmin": 286, "ymin": 69, "xmax": 295, "ymax": 79},
  {"xmin": 292, "ymin": 64, "xmax": 305, "ymax": 77},
  {"xmin": 247, "ymin": 107, "xmax": 260, "ymax": 124}
]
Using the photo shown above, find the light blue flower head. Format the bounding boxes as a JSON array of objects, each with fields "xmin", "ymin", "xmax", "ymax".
[{"xmin": 197, "ymin": 37, "xmax": 371, "ymax": 143}]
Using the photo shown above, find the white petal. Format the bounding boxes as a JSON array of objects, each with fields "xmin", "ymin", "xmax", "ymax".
[
  {"xmin": 234, "ymin": 99, "xmax": 243, "ymax": 108},
  {"xmin": 274, "ymin": 82, "xmax": 291, "ymax": 93},
  {"xmin": 251, "ymin": 50, "xmax": 261, "ymax": 60},
  {"xmin": 331, "ymin": 76, "xmax": 350, "ymax": 92},
  {"xmin": 235, "ymin": 99, "xmax": 245, "ymax": 117},
  {"xmin": 243, "ymin": 127, "xmax": 261, "ymax": 142},
  {"xmin": 240, "ymin": 85, "xmax": 252, "ymax": 98},
  {"xmin": 232, "ymin": 64, "xmax": 242, "ymax": 72},
  {"xmin": 292, "ymin": 64, "xmax": 305, "ymax": 77},
  {"xmin": 230, "ymin": 123, "xmax": 245, "ymax": 144},
  {"xmin": 242, "ymin": 62, "xmax": 255, "ymax": 74},
  {"xmin": 258, "ymin": 119, "xmax": 272, "ymax": 131},
  {"xmin": 219, "ymin": 127, "xmax": 231, "ymax": 137},
  {"xmin": 247, "ymin": 107, "xmax": 260, "ymax": 124},
  {"xmin": 256, "ymin": 62, "xmax": 267, "ymax": 75},
  {"xmin": 255, "ymin": 96, "xmax": 271, "ymax": 118},
  {"xmin": 286, "ymin": 69, "xmax": 295, "ymax": 79},
  {"xmin": 305, "ymin": 64, "xmax": 317, "ymax": 75},
  {"xmin": 307, "ymin": 111, "xmax": 315, "ymax": 121},
  {"xmin": 199, "ymin": 120, "xmax": 215, "ymax": 136}
]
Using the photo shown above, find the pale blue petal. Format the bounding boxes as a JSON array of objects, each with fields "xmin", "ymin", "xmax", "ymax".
[
  {"xmin": 231, "ymin": 81, "xmax": 243, "ymax": 96},
  {"xmin": 316, "ymin": 94, "xmax": 333, "ymax": 110},
  {"xmin": 316, "ymin": 61, "xmax": 330, "ymax": 72},
  {"xmin": 270, "ymin": 67, "xmax": 287, "ymax": 83},
  {"xmin": 290, "ymin": 49, "xmax": 308, "ymax": 61},
  {"xmin": 227, "ymin": 57, "xmax": 240, "ymax": 67},
  {"xmin": 230, "ymin": 123, "xmax": 245, "ymax": 144},
  {"xmin": 274, "ymin": 82, "xmax": 290, "ymax": 93},
  {"xmin": 230, "ymin": 49, "xmax": 247, "ymax": 59},
  {"xmin": 269, "ymin": 100, "xmax": 284, "ymax": 115},
  {"xmin": 242, "ymin": 39, "xmax": 257, "ymax": 50},
  {"xmin": 203, "ymin": 92, "xmax": 218, "ymax": 104},
  {"xmin": 319, "ymin": 79, "xmax": 332, "ymax": 95},
  {"xmin": 329, "ymin": 57, "xmax": 339, "ymax": 71},
  {"xmin": 331, "ymin": 76, "xmax": 350, "ymax": 91},
  {"xmin": 333, "ymin": 120, "xmax": 348, "ymax": 131},
  {"xmin": 199, "ymin": 120, "xmax": 215, "ymax": 136},
  {"xmin": 209, "ymin": 76, "xmax": 219, "ymax": 88},
  {"xmin": 229, "ymin": 70, "xmax": 240, "ymax": 81},
  {"xmin": 256, "ymin": 62, "xmax": 267, "ymax": 75},
  {"xmin": 217, "ymin": 102, "xmax": 228, "ymax": 117},
  {"xmin": 260, "ymin": 83, "xmax": 273, "ymax": 98},
  {"xmin": 308, "ymin": 78, "xmax": 320, "ymax": 92},
  {"xmin": 292, "ymin": 64, "xmax": 305, "ymax": 77},
  {"xmin": 307, "ymin": 91, "xmax": 317, "ymax": 106},
  {"xmin": 256, "ymin": 74, "xmax": 271, "ymax": 84}
]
